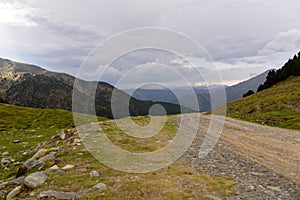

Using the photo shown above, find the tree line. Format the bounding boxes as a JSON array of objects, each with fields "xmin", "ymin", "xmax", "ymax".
[
  {"xmin": 243, "ymin": 51, "xmax": 300, "ymax": 97},
  {"xmin": 257, "ymin": 51, "xmax": 300, "ymax": 92}
]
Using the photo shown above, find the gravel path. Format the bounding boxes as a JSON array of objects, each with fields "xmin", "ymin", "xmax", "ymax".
[{"xmin": 182, "ymin": 114, "xmax": 300, "ymax": 199}]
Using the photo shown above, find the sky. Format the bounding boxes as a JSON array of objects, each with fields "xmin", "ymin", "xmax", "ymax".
[{"xmin": 0, "ymin": 0, "xmax": 300, "ymax": 88}]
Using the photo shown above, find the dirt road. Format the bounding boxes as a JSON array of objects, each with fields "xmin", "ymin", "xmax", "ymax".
[{"xmin": 181, "ymin": 114, "xmax": 300, "ymax": 199}]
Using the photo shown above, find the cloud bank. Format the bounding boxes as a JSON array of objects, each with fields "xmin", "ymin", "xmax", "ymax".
[{"xmin": 0, "ymin": 0, "xmax": 299, "ymax": 87}]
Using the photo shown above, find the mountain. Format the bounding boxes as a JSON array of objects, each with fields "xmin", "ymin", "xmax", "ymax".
[
  {"xmin": 217, "ymin": 52, "xmax": 300, "ymax": 130},
  {"xmin": 127, "ymin": 85, "xmax": 225, "ymax": 104},
  {"xmin": 127, "ymin": 71, "xmax": 269, "ymax": 112},
  {"xmin": 193, "ymin": 70, "xmax": 270, "ymax": 111},
  {"xmin": 257, "ymin": 52, "xmax": 300, "ymax": 92},
  {"xmin": 219, "ymin": 76, "xmax": 300, "ymax": 130},
  {"xmin": 224, "ymin": 70, "xmax": 271, "ymax": 102},
  {"xmin": 0, "ymin": 58, "xmax": 191, "ymax": 118}
]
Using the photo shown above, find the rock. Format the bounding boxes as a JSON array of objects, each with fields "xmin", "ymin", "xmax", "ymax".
[
  {"xmin": 19, "ymin": 149, "xmax": 57, "ymax": 176},
  {"xmin": 22, "ymin": 142, "xmax": 29, "ymax": 146},
  {"xmin": 90, "ymin": 170, "xmax": 100, "ymax": 177},
  {"xmin": 267, "ymin": 186, "xmax": 282, "ymax": 192},
  {"xmin": 1, "ymin": 158, "xmax": 12, "ymax": 166},
  {"xmin": 73, "ymin": 138, "xmax": 81, "ymax": 143},
  {"xmin": 29, "ymin": 191, "xmax": 35, "ymax": 198},
  {"xmin": 0, "ymin": 190, "xmax": 7, "ymax": 197},
  {"xmin": 38, "ymin": 152, "xmax": 56, "ymax": 163},
  {"xmin": 23, "ymin": 158, "xmax": 38, "ymax": 170},
  {"xmin": 54, "ymin": 158, "xmax": 65, "ymax": 165},
  {"xmin": 2, "ymin": 152, "xmax": 9, "ymax": 156},
  {"xmin": 38, "ymin": 190, "xmax": 84, "ymax": 199},
  {"xmin": 296, "ymin": 189, "xmax": 300, "ymax": 199},
  {"xmin": 16, "ymin": 166, "xmax": 28, "ymax": 178},
  {"xmin": 49, "ymin": 165, "xmax": 59, "ymax": 170},
  {"xmin": 60, "ymin": 130, "xmax": 66, "ymax": 140},
  {"xmin": 55, "ymin": 170, "xmax": 66, "ymax": 175},
  {"xmin": 205, "ymin": 194, "xmax": 222, "ymax": 200},
  {"xmin": 91, "ymin": 182, "xmax": 107, "ymax": 190},
  {"xmin": 13, "ymin": 161, "xmax": 21, "ymax": 166},
  {"xmin": 248, "ymin": 185, "xmax": 255, "ymax": 190},
  {"xmin": 250, "ymin": 172, "xmax": 265, "ymax": 176},
  {"xmin": 257, "ymin": 185, "xmax": 264, "ymax": 190},
  {"xmin": 8, "ymin": 177, "xmax": 24, "ymax": 185},
  {"xmin": 33, "ymin": 162, "xmax": 43, "ymax": 169},
  {"xmin": 6, "ymin": 186, "xmax": 22, "ymax": 200},
  {"xmin": 12, "ymin": 140, "xmax": 20, "ymax": 144},
  {"xmin": 109, "ymin": 176, "xmax": 121, "ymax": 182},
  {"xmin": 0, "ymin": 182, "xmax": 8, "ymax": 190},
  {"xmin": 24, "ymin": 172, "xmax": 48, "ymax": 188},
  {"xmin": 62, "ymin": 164, "xmax": 74, "ymax": 170}
]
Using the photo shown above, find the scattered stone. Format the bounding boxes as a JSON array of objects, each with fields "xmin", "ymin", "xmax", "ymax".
[
  {"xmin": 60, "ymin": 130, "xmax": 66, "ymax": 140},
  {"xmin": 29, "ymin": 191, "xmax": 35, "ymax": 198},
  {"xmin": 205, "ymin": 194, "xmax": 222, "ymax": 200},
  {"xmin": 248, "ymin": 185, "xmax": 255, "ymax": 190},
  {"xmin": 16, "ymin": 166, "xmax": 28, "ymax": 178},
  {"xmin": 24, "ymin": 172, "xmax": 48, "ymax": 188},
  {"xmin": 12, "ymin": 161, "xmax": 21, "ymax": 166},
  {"xmin": 1, "ymin": 158, "xmax": 12, "ymax": 166},
  {"xmin": 267, "ymin": 186, "xmax": 282, "ymax": 192},
  {"xmin": 0, "ymin": 182, "xmax": 8, "ymax": 190},
  {"xmin": 38, "ymin": 190, "xmax": 84, "ymax": 199},
  {"xmin": 8, "ymin": 177, "xmax": 24, "ymax": 185},
  {"xmin": 250, "ymin": 172, "xmax": 265, "ymax": 176},
  {"xmin": 2, "ymin": 152, "xmax": 9, "ymax": 156},
  {"xmin": 12, "ymin": 140, "xmax": 20, "ymax": 144},
  {"xmin": 62, "ymin": 164, "xmax": 74, "ymax": 170},
  {"xmin": 39, "ymin": 152, "xmax": 56, "ymax": 162},
  {"xmin": 55, "ymin": 170, "xmax": 66, "ymax": 175},
  {"xmin": 22, "ymin": 142, "xmax": 29, "ymax": 146},
  {"xmin": 296, "ymin": 189, "xmax": 300, "ymax": 199},
  {"xmin": 0, "ymin": 190, "xmax": 7, "ymax": 197},
  {"xmin": 109, "ymin": 176, "xmax": 121, "ymax": 182},
  {"xmin": 6, "ymin": 186, "xmax": 22, "ymax": 200},
  {"xmin": 49, "ymin": 165, "xmax": 59, "ymax": 170},
  {"xmin": 17, "ymin": 148, "xmax": 57, "ymax": 177},
  {"xmin": 91, "ymin": 182, "xmax": 107, "ymax": 191},
  {"xmin": 257, "ymin": 185, "xmax": 264, "ymax": 190},
  {"xmin": 90, "ymin": 170, "xmax": 100, "ymax": 177},
  {"xmin": 54, "ymin": 158, "xmax": 65, "ymax": 165}
]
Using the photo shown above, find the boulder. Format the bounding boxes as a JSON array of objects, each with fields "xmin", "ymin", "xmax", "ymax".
[
  {"xmin": 8, "ymin": 177, "xmax": 24, "ymax": 185},
  {"xmin": 62, "ymin": 164, "xmax": 74, "ymax": 170},
  {"xmin": 6, "ymin": 186, "xmax": 22, "ymax": 200},
  {"xmin": 55, "ymin": 170, "xmax": 66, "ymax": 175},
  {"xmin": 38, "ymin": 190, "xmax": 84, "ymax": 199},
  {"xmin": 91, "ymin": 182, "xmax": 107, "ymax": 191},
  {"xmin": 90, "ymin": 170, "xmax": 100, "ymax": 177},
  {"xmin": 24, "ymin": 172, "xmax": 48, "ymax": 188}
]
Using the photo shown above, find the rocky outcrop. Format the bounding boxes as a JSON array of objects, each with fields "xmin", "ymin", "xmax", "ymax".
[{"xmin": 24, "ymin": 172, "xmax": 48, "ymax": 188}]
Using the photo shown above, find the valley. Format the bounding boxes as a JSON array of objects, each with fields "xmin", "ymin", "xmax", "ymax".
[{"xmin": 0, "ymin": 103, "xmax": 299, "ymax": 199}]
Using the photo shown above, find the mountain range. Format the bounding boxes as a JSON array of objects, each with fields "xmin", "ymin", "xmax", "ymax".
[
  {"xmin": 0, "ymin": 58, "xmax": 189, "ymax": 118},
  {"xmin": 128, "ymin": 70, "xmax": 270, "ymax": 111}
]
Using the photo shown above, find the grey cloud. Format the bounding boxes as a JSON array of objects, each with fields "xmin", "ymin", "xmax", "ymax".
[
  {"xmin": 258, "ymin": 29, "xmax": 300, "ymax": 55},
  {"xmin": 1, "ymin": 0, "xmax": 300, "ymax": 87}
]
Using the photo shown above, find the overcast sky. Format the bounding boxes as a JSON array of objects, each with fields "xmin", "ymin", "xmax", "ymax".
[{"xmin": 0, "ymin": 0, "xmax": 300, "ymax": 87}]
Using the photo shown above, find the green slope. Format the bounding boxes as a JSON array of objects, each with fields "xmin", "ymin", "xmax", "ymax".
[
  {"xmin": 0, "ymin": 103, "xmax": 106, "ymax": 178},
  {"xmin": 223, "ymin": 76, "xmax": 300, "ymax": 130}
]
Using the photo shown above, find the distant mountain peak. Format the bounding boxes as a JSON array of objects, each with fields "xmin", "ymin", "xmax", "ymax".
[{"xmin": 0, "ymin": 57, "xmax": 188, "ymax": 118}]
